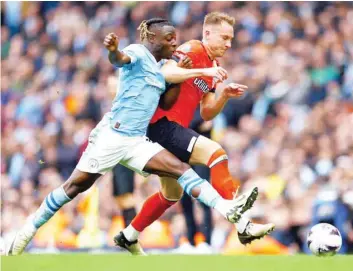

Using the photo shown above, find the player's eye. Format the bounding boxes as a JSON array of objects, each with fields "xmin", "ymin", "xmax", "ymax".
[{"xmin": 165, "ymin": 35, "xmax": 174, "ymax": 42}]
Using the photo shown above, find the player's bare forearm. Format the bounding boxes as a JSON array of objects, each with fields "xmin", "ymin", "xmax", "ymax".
[
  {"xmin": 200, "ymin": 92, "xmax": 228, "ymax": 121},
  {"xmin": 108, "ymin": 50, "xmax": 131, "ymax": 67},
  {"xmin": 161, "ymin": 60, "xmax": 227, "ymax": 84},
  {"xmin": 159, "ymin": 84, "xmax": 181, "ymax": 110},
  {"xmin": 104, "ymin": 33, "xmax": 131, "ymax": 67},
  {"xmin": 162, "ymin": 66, "xmax": 206, "ymax": 84},
  {"xmin": 200, "ymin": 82, "xmax": 247, "ymax": 120}
]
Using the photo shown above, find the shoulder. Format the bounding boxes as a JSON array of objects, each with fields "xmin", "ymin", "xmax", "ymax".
[
  {"xmin": 174, "ymin": 40, "xmax": 206, "ymax": 63},
  {"xmin": 121, "ymin": 44, "xmax": 149, "ymax": 66},
  {"xmin": 122, "ymin": 44, "xmax": 146, "ymax": 57},
  {"xmin": 177, "ymin": 40, "xmax": 204, "ymax": 54},
  {"xmin": 123, "ymin": 43, "xmax": 143, "ymax": 50}
]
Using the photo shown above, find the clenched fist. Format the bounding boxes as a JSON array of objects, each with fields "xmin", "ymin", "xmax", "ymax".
[{"xmin": 104, "ymin": 33, "xmax": 119, "ymax": 52}]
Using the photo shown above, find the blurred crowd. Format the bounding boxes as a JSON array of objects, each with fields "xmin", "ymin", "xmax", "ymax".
[{"xmin": 1, "ymin": 1, "xmax": 353, "ymax": 254}]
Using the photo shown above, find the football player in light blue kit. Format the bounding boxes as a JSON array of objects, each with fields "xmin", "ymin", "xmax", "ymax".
[{"xmin": 8, "ymin": 18, "xmax": 258, "ymax": 256}]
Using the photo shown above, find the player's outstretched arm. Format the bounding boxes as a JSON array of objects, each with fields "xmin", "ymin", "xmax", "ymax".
[
  {"xmin": 104, "ymin": 33, "xmax": 131, "ymax": 67},
  {"xmin": 161, "ymin": 59, "xmax": 228, "ymax": 84},
  {"xmin": 200, "ymin": 82, "xmax": 248, "ymax": 121}
]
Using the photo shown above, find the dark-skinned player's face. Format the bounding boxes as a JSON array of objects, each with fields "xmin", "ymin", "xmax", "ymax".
[{"xmin": 149, "ymin": 25, "xmax": 177, "ymax": 59}]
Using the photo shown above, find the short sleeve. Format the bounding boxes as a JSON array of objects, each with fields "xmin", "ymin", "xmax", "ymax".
[
  {"xmin": 172, "ymin": 41, "xmax": 201, "ymax": 64},
  {"xmin": 116, "ymin": 44, "xmax": 142, "ymax": 68}
]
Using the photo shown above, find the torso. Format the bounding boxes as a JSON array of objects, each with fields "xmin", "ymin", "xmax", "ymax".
[{"xmin": 151, "ymin": 40, "xmax": 216, "ymax": 128}]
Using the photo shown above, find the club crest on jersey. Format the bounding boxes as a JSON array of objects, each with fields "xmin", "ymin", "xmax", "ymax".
[{"xmin": 193, "ymin": 78, "xmax": 211, "ymax": 93}]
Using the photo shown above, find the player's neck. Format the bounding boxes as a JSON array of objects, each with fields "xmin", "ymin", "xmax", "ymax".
[
  {"xmin": 143, "ymin": 43, "xmax": 163, "ymax": 62},
  {"xmin": 202, "ymin": 41, "xmax": 217, "ymax": 61}
]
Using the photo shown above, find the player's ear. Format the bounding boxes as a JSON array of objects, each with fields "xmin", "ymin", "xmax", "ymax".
[{"xmin": 147, "ymin": 33, "xmax": 155, "ymax": 43}]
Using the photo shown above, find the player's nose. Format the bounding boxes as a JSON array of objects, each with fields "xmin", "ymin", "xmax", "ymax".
[{"xmin": 171, "ymin": 40, "xmax": 177, "ymax": 48}]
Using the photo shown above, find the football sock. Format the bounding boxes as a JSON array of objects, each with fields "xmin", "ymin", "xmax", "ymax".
[
  {"xmin": 32, "ymin": 186, "xmax": 72, "ymax": 229},
  {"xmin": 122, "ymin": 207, "xmax": 137, "ymax": 227},
  {"xmin": 177, "ymin": 168, "xmax": 221, "ymax": 208},
  {"xmin": 207, "ymin": 148, "xmax": 241, "ymax": 200},
  {"xmin": 236, "ymin": 216, "xmax": 250, "ymax": 233},
  {"xmin": 208, "ymin": 149, "xmax": 252, "ymax": 230},
  {"xmin": 130, "ymin": 192, "xmax": 176, "ymax": 236},
  {"xmin": 213, "ymin": 198, "xmax": 234, "ymax": 218},
  {"xmin": 123, "ymin": 224, "xmax": 140, "ymax": 242}
]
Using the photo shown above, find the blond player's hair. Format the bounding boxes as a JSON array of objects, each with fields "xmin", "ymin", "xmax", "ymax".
[
  {"xmin": 137, "ymin": 20, "xmax": 155, "ymax": 41},
  {"xmin": 204, "ymin": 12, "xmax": 235, "ymax": 27},
  {"xmin": 137, "ymin": 18, "xmax": 171, "ymax": 41}
]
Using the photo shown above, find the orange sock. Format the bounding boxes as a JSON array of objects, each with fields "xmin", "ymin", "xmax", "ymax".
[{"xmin": 207, "ymin": 149, "xmax": 240, "ymax": 200}]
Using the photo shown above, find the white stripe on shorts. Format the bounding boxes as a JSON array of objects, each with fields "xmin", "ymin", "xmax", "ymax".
[{"xmin": 187, "ymin": 136, "xmax": 197, "ymax": 153}]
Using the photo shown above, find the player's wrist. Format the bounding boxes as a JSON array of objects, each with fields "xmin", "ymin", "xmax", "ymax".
[
  {"xmin": 219, "ymin": 90, "xmax": 230, "ymax": 100},
  {"xmin": 111, "ymin": 47, "xmax": 121, "ymax": 54}
]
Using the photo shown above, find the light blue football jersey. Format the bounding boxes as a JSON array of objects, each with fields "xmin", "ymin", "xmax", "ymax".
[{"xmin": 107, "ymin": 44, "xmax": 167, "ymax": 137}]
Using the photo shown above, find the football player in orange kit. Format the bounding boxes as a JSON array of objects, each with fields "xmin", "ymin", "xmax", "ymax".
[{"xmin": 115, "ymin": 12, "xmax": 275, "ymax": 254}]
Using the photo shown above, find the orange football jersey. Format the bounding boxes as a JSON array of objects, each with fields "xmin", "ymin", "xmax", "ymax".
[{"xmin": 151, "ymin": 40, "xmax": 216, "ymax": 128}]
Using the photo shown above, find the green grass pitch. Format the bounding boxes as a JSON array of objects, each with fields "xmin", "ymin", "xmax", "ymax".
[{"xmin": 2, "ymin": 254, "xmax": 353, "ymax": 271}]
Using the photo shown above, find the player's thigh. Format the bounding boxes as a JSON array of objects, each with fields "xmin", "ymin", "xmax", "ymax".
[
  {"xmin": 143, "ymin": 149, "xmax": 190, "ymax": 179},
  {"xmin": 160, "ymin": 176, "xmax": 183, "ymax": 201},
  {"xmin": 122, "ymin": 137, "xmax": 189, "ymax": 179},
  {"xmin": 77, "ymin": 116, "xmax": 127, "ymax": 175},
  {"xmin": 189, "ymin": 135, "xmax": 222, "ymax": 165},
  {"xmin": 112, "ymin": 163, "xmax": 135, "ymax": 197},
  {"xmin": 148, "ymin": 117, "xmax": 200, "ymax": 163}
]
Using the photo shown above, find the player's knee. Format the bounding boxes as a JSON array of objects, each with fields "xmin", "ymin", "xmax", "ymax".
[
  {"xmin": 211, "ymin": 142, "xmax": 223, "ymax": 153},
  {"xmin": 175, "ymin": 162, "xmax": 191, "ymax": 177},
  {"xmin": 63, "ymin": 180, "xmax": 84, "ymax": 198},
  {"xmin": 165, "ymin": 159, "xmax": 191, "ymax": 178},
  {"xmin": 197, "ymin": 135, "xmax": 221, "ymax": 151},
  {"xmin": 64, "ymin": 180, "xmax": 90, "ymax": 198},
  {"xmin": 63, "ymin": 171, "xmax": 98, "ymax": 198}
]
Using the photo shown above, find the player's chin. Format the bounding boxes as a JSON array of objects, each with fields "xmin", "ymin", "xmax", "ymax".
[
  {"xmin": 217, "ymin": 51, "xmax": 226, "ymax": 57},
  {"xmin": 164, "ymin": 51, "xmax": 175, "ymax": 59}
]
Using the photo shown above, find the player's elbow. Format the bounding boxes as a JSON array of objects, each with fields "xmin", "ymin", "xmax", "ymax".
[
  {"xmin": 108, "ymin": 52, "xmax": 130, "ymax": 68},
  {"xmin": 200, "ymin": 108, "xmax": 214, "ymax": 121},
  {"xmin": 163, "ymin": 74, "xmax": 181, "ymax": 84},
  {"xmin": 201, "ymin": 114, "xmax": 213, "ymax": 121}
]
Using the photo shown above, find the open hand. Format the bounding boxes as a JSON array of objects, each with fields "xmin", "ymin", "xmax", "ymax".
[{"xmin": 222, "ymin": 83, "xmax": 248, "ymax": 98}]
